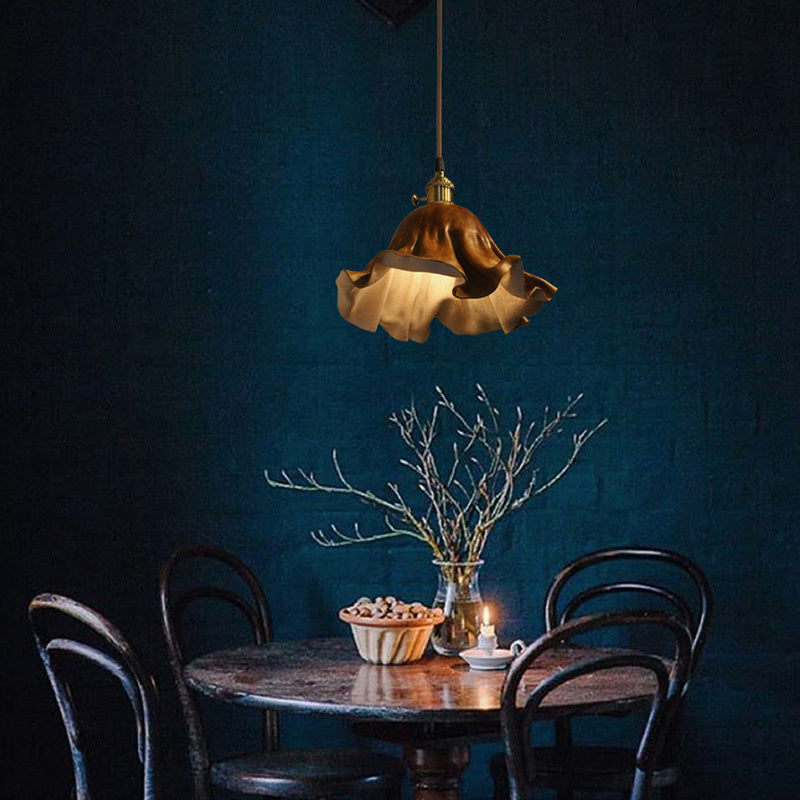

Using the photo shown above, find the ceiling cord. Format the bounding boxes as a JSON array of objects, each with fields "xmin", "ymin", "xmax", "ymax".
[{"xmin": 436, "ymin": 0, "xmax": 443, "ymax": 163}]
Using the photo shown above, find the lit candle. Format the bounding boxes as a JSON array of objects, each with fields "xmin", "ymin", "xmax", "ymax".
[
  {"xmin": 477, "ymin": 605, "xmax": 497, "ymax": 653},
  {"xmin": 481, "ymin": 605, "xmax": 495, "ymax": 636}
]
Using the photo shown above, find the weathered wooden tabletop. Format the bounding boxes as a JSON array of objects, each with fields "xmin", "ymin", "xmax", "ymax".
[{"xmin": 185, "ymin": 636, "xmax": 657, "ymax": 725}]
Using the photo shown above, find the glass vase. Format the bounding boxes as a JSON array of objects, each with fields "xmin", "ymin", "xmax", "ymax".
[{"xmin": 431, "ymin": 559, "xmax": 484, "ymax": 655}]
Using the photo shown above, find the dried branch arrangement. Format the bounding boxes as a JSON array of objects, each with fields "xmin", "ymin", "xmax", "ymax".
[{"xmin": 265, "ymin": 385, "xmax": 607, "ymax": 563}]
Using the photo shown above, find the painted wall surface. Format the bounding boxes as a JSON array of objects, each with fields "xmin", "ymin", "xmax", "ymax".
[{"xmin": 4, "ymin": 1, "xmax": 798, "ymax": 798}]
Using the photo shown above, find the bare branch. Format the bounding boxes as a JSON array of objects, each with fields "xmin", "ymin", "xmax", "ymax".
[
  {"xmin": 311, "ymin": 521, "xmax": 429, "ymax": 548},
  {"xmin": 266, "ymin": 387, "xmax": 606, "ymax": 562}
]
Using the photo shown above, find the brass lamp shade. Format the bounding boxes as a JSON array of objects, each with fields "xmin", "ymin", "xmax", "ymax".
[{"xmin": 336, "ymin": 202, "xmax": 557, "ymax": 343}]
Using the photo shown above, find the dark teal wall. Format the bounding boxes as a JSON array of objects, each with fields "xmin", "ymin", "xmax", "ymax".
[{"xmin": 4, "ymin": 1, "xmax": 798, "ymax": 798}]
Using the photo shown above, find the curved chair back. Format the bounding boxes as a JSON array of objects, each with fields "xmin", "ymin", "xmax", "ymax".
[
  {"xmin": 29, "ymin": 593, "xmax": 159, "ymax": 800},
  {"xmin": 158, "ymin": 546, "xmax": 276, "ymax": 800},
  {"xmin": 544, "ymin": 547, "xmax": 712, "ymax": 672},
  {"xmin": 501, "ymin": 611, "xmax": 692, "ymax": 800}
]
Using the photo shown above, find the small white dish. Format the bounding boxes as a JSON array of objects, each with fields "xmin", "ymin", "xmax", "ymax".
[
  {"xmin": 459, "ymin": 647, "xmax": 516, "ymax": 670},
  {"xmin": 459, "ymin": 639, "xmax": 526, "ymax": 671}
]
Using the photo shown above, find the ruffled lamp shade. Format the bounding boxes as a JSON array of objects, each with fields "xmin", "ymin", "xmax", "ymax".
[{"xmin": 336, "ymin": 201, "xmax": 557, "ymax": 343}]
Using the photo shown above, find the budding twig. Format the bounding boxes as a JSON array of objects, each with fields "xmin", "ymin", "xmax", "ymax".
[{"xmin": 265, "ymin": 386, "xmax": 606, "ymax": 562}]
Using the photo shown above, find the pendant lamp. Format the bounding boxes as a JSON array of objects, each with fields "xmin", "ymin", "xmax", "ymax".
[{"xmin": 337, "ymin": 0, "xmax": 557, "ymax": 343}]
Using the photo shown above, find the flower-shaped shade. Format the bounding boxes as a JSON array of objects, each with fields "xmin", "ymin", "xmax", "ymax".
[{"xmin": 336, "ymin": 202, "xmax": 557, "ymax": 343}]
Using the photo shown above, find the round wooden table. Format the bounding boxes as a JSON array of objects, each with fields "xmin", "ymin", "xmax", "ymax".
[{"xmin": 186, "ymin": 637, "xmax": 656, "ymax": 800}]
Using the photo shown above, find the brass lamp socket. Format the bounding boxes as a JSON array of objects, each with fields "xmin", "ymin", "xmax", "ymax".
[{"xmin": 412, "ymin": 158, "xmax": 455, "ymax": 205}]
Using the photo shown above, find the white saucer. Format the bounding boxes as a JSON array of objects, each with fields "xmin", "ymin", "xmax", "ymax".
[{"xmin": 459, "ymin": 647, "xmax": 515, "ymax": 670}]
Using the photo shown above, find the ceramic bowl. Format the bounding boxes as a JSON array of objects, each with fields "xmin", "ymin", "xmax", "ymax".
[{"xmin": 339, "ymin": 608, "xmax": 444, "ymax": 665}]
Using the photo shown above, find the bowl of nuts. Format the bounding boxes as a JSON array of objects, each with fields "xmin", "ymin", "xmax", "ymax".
[{"xmin": 339, "ymin": 596, "xmax": 445, "ymax": 665}]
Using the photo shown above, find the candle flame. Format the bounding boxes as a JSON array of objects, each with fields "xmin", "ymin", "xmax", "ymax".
[{"xmin": 483, "ymin": 605, "xmax": 490, "ymax": 626}]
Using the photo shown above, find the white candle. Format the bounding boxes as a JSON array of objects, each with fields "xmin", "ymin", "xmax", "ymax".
[
  {"xmin": 480, "ymin": 605, "xmax": 495, "ymax": 637},
  {"xmin": 477, "ymin": 605, "xmax": 497, "ymax": 653}
]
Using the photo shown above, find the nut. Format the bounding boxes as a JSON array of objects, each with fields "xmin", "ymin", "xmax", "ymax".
[{"xmin": 341, "ymin": 595, "xmax": 443, "ymax": 622}]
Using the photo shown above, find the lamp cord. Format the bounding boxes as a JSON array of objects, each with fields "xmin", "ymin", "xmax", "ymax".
[{"xmin": 436, "ymin": 0, "xmax": 443, "ymax": 163}]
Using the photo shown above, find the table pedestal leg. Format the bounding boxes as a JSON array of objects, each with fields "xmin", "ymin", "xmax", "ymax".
[{"xmin": 403, "ymin": 744, "xmax": 470, "ymax": 800}]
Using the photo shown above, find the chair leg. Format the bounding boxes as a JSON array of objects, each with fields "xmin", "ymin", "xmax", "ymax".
[
  {"xmin": 492, "ymin": 764, "xmax": 508, "ymax": 800},
  {"xmin": 553, "ymin": 718, "xmax": 573, "ymax": 800},
  {"xmin": 384, "ymin": 777, "xmax": 403, "ymax": 800}
]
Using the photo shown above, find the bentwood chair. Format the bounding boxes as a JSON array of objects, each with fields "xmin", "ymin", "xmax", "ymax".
[
  {"xmin": 492, "ymin": 611, "xmax": 693, "ymax": 800},
  {"xmin": 29, "ymin": 593, "xmax": 159, "ymax": 800},
  {"xmin": 544, "ymin": 548, "xmax": 712, "ymax": 672},
  {"xmin": 541, "ymin": 546, "xmax": 713, "ymax": 799},
  {"xmin": 159, "ymin": 545, "xmax": 404, "ymax": 800}
]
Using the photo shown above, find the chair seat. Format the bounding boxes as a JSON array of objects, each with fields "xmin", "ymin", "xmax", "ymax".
[
  {"xmin": 211, "ymin": 748, "xmax": 404, "ymax": 797},
  {"xmin": 490, "ymin": 746, "xmax": 679, "ymax": 793}
]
